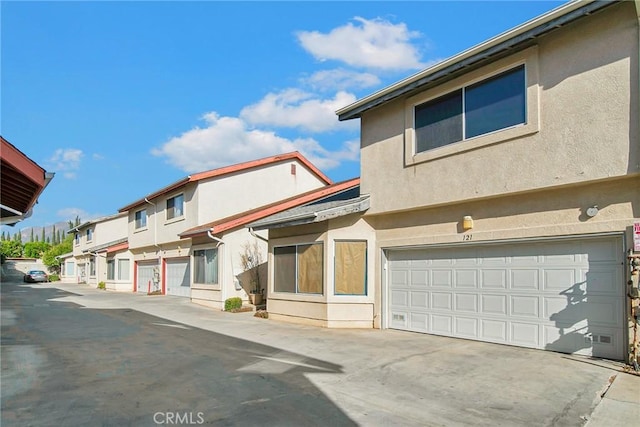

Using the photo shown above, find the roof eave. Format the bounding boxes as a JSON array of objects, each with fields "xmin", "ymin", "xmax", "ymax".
[{"xmin": 337, "ymin": 0, "xmax": 617, "ymax": 121}]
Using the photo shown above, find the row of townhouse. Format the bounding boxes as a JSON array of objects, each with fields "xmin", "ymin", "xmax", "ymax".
[{"xmin": 60, "ymin": 0, "xmax": 639, "ymax": 365}]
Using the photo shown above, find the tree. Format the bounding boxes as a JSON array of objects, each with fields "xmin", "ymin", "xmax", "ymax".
[
  {"xmin": 1, "ymin": 240, "xmax": 23, "ymax": 258},
  {"xmin": 41, "ymin": 227, "xmax": 45, "ymax": 242},
  {"xmin": 1, "ymin": 231, "xmax": 5, "ymax": 241},
  {"xmin": 30, "ymin": 228, "xmax": 35, "ymax": 243},
  {"xmin": 52, "ymin": 224, "xmax": 57, "ymax": 245},
  {"xmin": 42, "ymin": 236, "xmax": 73, "ymax": 274},
  {"xmin": 24, "ymin": 241, "xmax": 51, "ymax": 258}
]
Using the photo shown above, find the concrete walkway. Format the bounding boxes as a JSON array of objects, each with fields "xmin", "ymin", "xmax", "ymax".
[{"xmin": 32, "ymin": 281, "xmax": 640, "ymax": 426}]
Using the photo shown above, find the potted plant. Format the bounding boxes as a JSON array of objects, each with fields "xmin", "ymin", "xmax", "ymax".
[{"xmin": 239, "ymin": 240, "xmax": 264, "ymax": 305}]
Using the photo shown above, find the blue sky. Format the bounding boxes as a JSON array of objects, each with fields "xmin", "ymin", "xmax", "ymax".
[{"xmin": 1, "ymin": 0, "xmax": 565, "ymax": 233}]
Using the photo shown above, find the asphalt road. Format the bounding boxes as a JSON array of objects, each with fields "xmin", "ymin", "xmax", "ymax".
[{"xmin": 1, "ymin": 281, "xmax": 355, "ymax": 427}]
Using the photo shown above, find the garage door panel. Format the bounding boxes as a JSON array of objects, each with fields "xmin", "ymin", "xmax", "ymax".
[
  {"xmin": 482, "ymin": 294, "xmax": 507, "ymax": 315},
  {"xmin": 584, "ymin": 267, "xmax": 622, "ymax": 294},
  {"xmin": 455, "ymin": 293, "xmax": 478, "ymax": 312},
  {"xmin": 391, "ymin": 289, "xmax": 409, "ymax": 307},
  {"xmin": 511, "ymin": 295, "xmax": 540, "ymax": 318},
  {"xmin": 387, "ymin": 236, "xmax": 624, "ymax": 360},
  {"xmin": 481, "ymin": 269, "xmax": 507, "ymax": 289},
  {"xmin": 410, "ymin": 291, "xmax": 429, "ymax": 309},
  {"xmin": 481, "ymin": 319, "xmax": 508, "ymax": 341},
  {"xmin": 455, "ymin": 317, "xmax": 478, "ymax": 338},
  {"xmin": 410, "ymin": 313, "xmax": 428, "ymax": 331},
  {"xmin": 431, "ymin": 292, "xmax": 452, "ymax": 310},
  {"xmin": 431, "ymin": 315, "xmax": 453, "ymax": 334},
  {"xmin": 432, "ymin": 270, "xmax": 452, "ymax": 287},
  {"xmin": 511, "ymin": 322, "xmax": 540, "ymax": 347},
  {"xmin": 511, "ymin": 269, "xmax": 540, "ymax": 290},
  {"xmin": 166, "ymin": 259, "xmax": 190, "ymax": 297},
  {"xmin": 410, "ymin": 270, "xmax": 428, "ymax": 287},
  {"xmin": 543, "ymin": 269, "xmax": 577, "ymax": 291},
  {"xmin": 455, "ymin": 270, "xmax": 478, "ymax": 288}
]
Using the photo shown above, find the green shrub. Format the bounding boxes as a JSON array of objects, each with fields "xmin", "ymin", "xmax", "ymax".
[
  {"xmin": 48, "ymin": 274, "xmax": 60, "ymax": 282},
  {"xmin": 97, "ymin": 281, "xmax": 106, "ymax": 290},
  {"xmin": 224, "ymin": 297, "xmax": 242, "ymax": 311}
]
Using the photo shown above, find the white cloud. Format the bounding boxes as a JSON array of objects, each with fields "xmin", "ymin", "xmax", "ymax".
[
  {"xmin": 240, "ymin": 89, "xmax": 358, "ymax": 133},
  {"xmin": 297, "ymin": 17, "xmax": 426, "ymax": 71},
  {"xmin": 300, "ymin": 69, "xmax": 381, "ymax": 92},
  {"xmin": 151, "ymin": 112, "xmax": 358, "ymax": 173},
  {"xmin": 48, "ymin": 148, "xmax": 84, "ymax": 180},
  {"xmin": 57, "ymin": 207, "xmax": 102, "ymax": 223}
]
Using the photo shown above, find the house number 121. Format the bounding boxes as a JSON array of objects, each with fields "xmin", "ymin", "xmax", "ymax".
[{"xmin": 463, "ymin": 234, "xmax": 473, "ymax": 241}]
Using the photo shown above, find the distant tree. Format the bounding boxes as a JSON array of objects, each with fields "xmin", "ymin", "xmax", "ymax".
[
  {"xmin": 52, "ymin": 224, "xmax": 57, "ymax": 245},
  {"xmin": 30, "ymin": 228, "xmax": 35, "ymax": 242},
  {"xmin": 1, "ymin": 231, "xmax": 5, "ymax": 241},
  {"xmin": 1, "ymin": 240, "xmax": 23, "ymax": 258},
  {"xmin": 13, "ymin": 232, "xmax": 22, "ymax": 242},
  {"xmin": 40, "ymin": 227, "xmax": 45, "ymax": 242},
  {"xmin": 35, "ymin": 234, "xmax": 40, "ymax": 242},
  {"xmin": 42, "ymin": 235, "xmax": 73, "ymax": 274},
  {"xmin": 24, "ymin": 241, "xmax": 51, "ymax": 258}
]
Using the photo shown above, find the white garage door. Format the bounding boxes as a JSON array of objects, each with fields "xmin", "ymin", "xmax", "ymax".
[
  {"xmin": 387, "ymin": 236, "xmax": 625, "ymax": 360},
  {"xmin": 166, "ymin": 258, "xmax": 191, "ymax": 297},
  {"xmin": 137, "ymin": 261, "xmax": 158, "ymax": 294}
]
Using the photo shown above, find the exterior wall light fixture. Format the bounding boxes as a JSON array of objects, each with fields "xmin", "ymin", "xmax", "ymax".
[{"xmin": 463, "ymin": 215, "xmax": 474, "ymax": 230}]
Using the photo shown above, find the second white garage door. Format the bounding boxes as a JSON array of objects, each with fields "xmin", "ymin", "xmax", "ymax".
[
  {"xmin": 166, "ymin": 258, "xmax": 191, "ymax": 298},
  {"xmin": 386, "ymin": 235, "xmax": 625, "ymax": 360}
]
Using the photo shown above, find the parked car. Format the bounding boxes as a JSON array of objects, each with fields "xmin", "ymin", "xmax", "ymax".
[{"xmin": 23, "ymin": 270, "xmax": 49, "ymax": 283}]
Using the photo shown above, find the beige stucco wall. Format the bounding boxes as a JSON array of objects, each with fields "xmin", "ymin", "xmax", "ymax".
[
  {"xmin": 265, "ymin": 215, "xmax": 376, "ymax": 327},
  {"xmin": 360, "ymin": 2, "xmax": 639, "ymax": 215},
  {"xmin": 191, "ymin": 228, "xmax": 268, "ymax": 310}
]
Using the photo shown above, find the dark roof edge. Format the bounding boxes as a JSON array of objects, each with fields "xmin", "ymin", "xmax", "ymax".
[{"xmin": 337, "ymin": 0, "xmax": 619, "ymax": 121}]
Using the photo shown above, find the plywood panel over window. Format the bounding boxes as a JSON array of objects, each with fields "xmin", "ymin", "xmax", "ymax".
[
  {"xmin": 274, "ymin": 243, "xmax": 323, "ymax": 294},
  {"xmin": 298, "ymin": 244, "xmax": 323, "ymax": 294},
  {"xmin": 335, "ymin": 241, "xmax": 367, "ymax": 295}
]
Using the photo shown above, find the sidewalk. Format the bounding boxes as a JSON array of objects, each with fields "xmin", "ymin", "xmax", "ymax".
[
  {"xmin": 585, "ymin": 370, "xmax": 640, "ymax": 426},
  {"xmin": 40, "ymin": 281, "xmax": 640, "ymax": 427}
]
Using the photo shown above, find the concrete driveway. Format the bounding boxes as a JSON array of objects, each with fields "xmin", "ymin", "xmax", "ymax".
[{"xmin": 10, "ymin": 281, "xmax": 634, "ymax": 426}]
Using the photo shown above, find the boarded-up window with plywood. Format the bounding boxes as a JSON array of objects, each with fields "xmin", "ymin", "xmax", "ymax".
[
  {"xmin": 335, "ymin": 241, "xmax": 367, "ymax": 295},
  {"xmin": 274, "ymin": 243, "xmax": 323, "ymax": 294}
]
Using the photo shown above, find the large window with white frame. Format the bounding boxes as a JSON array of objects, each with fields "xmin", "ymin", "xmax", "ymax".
[
  {"xmin": 134, "ymin": 209, "xmax": 147, "ymax": 229},
  {"xmin": 274, "ymin": 243, "xmax": 323, "ymax": 294},
  {"xmin": 107, "ymin": 259, "xmax": 115, "ymax": 280},
  {"xmin": 86, "ymin": 228, "xmax": 93, "ymax": 242},
  {"xmin": 415, "ymin": 65, "xmax": 525, "ymax": 154},
  {"xmin": 166, "ymin": 194, "xmax": 184, "ymax": 220},
  {"xmin": 117, "ymin": 259, "xmax": 130, "ymax": 281},
  {"xmin": 194, "ymin": 248, "xmax": 218, "ymax": 284}
]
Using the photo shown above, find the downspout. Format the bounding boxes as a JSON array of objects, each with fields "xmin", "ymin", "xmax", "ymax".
[
  {"xmin": 248, "ymin": 227, "xmax": 269, "ymax": 243},
  {"xmin": 145, "ymin": 197, "xmax": 162, "ymax": 292}
]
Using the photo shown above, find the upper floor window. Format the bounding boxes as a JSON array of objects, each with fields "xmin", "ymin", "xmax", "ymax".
[
  {"xmin": 166, "ymin": 194, "xmax": 184, "ymax": 220},
  {"xmin": 415, "ymin": 65, "xmax": 525, "ymax": 154},
  {"xmin": 135, "ymin": 209, "xmax": 147, "ymax": 229},
  {"xmin": 74, "ymin": 233, "xmax": 80, "ymax": 246},
  {"xmin": 86, "ymin": 228, "xmax": 93, "ymax": 242}
]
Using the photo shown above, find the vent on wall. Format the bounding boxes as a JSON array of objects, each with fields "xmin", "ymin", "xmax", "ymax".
[
  {"xmin": 393, "ymin": 314, "xmax": 406, "ymax": 322},
  {"xmin": 585, "ymin": 334, "xmax": 613, "ymax": 345}
]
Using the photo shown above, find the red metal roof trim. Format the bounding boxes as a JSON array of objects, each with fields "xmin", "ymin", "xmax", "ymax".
[
  {"xmin": 179, "ymin": 177, "xmax": 360, "ymax": 238},
  {"xmin": 106, "ymin": 242, "xmax": 129, "ymax": 253},
  {"xmin": 119, "ymin": 151, "xmax": 332, "ymax": 212},
  {"xmin": 1, "ymin": 137, "xmax": 48, "ymax": 214}
]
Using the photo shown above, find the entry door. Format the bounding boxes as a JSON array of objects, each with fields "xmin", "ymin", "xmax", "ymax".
[
  {"xmin": 386, "ymin": 236, "xmax": 625, "ymax": 360},
  {"xmin": 137, "ymin": 262, "xmax": 157, "ymax": 294},
  {"xmin": 166, "ymin": 258, "xmax": 191, "ymax": 297}
]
